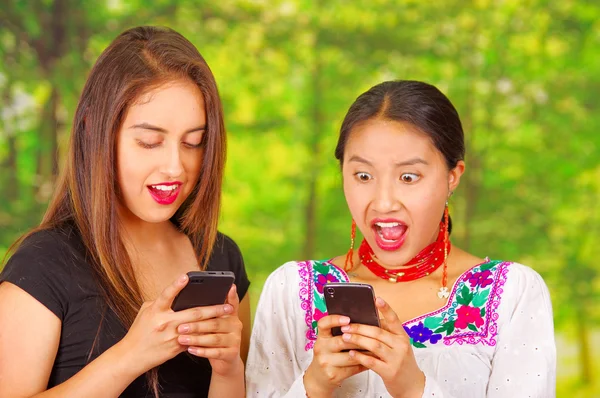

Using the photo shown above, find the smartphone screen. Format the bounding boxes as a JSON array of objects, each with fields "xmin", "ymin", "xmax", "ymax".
[
  {"xmin": 323, "ymin": 282, "xmax": 381, "ymax": 336},
  {"xmin": 171, "ymin": 271, "xmax": 235, "ymax": 311}
]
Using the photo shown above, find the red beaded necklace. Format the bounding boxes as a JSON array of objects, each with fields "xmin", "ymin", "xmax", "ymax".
[{"xmin": 358, "ymin": 219, "xmax": 451, "ymax": 286}]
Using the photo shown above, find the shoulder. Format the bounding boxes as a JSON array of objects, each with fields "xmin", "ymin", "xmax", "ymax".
[
  {"xmin": 0, "ymin": 225, "xmax": 85, "ymax": 320},
  {"xmin": 498, "ymin": 261, "xmax": 552, "ymax": 309},
  {"xmin": 260, "ymin": 259, "xmax": 348, "ymax": 351},
  {"xmin": 212, "ymin": 232, "xmax": 241, "ymax": 255},
  {"xmin": 264, "ymin": 259, "xmax": 348, "ymax": 288},
  {"xmin": 499, "ymin": 261, "xmax": 550, "ymax": 297},
  {"xmin": 458, "ymin": 259, "xmax": 549, "ymax": 302},
  {"xmin": 466, "ymin": 259, "xmax": 552, "ymax": 324},
  {"xmin": 3, "ymin": 225, "xmax": 85, "ymax": 273},
  {"xmin": 206, "ymin": 232, "xmax": 243, "ymax": 267}
]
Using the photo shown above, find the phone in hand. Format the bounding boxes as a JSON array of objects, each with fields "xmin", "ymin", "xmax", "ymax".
[
  {"xmin": 171, "ymin": 271, "xmax": 235, "ymax": 311},
  {"xmin": 323, "ymin": 282, "xmax": 381, "ymax": 336}
]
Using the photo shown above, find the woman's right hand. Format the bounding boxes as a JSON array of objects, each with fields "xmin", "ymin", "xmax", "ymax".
[
  {"xmin": 303, "ymin": 315, "xmax": 368, "ymax": 397},
  {"xmin": 117, "ymin": 273, "xmax": 231, "ymax": 374}
]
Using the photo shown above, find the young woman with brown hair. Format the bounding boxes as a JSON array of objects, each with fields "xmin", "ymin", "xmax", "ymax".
[{"xmin": 0, "ymin": 26, "xmax": 250, "ymax": 397}]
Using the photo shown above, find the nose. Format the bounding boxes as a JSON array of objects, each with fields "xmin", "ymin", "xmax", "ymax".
[
  {"xmin": 372, "ymin": 179, "xmax": 402, "ymax": 214},
  {"xmin": 160, "ymin": 143, "xmax": 184, "ymax": 178}
]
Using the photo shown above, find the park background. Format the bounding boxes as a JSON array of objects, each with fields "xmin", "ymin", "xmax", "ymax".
[{"xmin": 0, "ymin": 1, "xmax": 598, "ymax": 396}]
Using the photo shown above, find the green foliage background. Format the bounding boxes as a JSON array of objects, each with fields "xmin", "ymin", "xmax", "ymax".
[{"xmin": 1, "ymin": 1, "xmax": 598, "ymax": 396}]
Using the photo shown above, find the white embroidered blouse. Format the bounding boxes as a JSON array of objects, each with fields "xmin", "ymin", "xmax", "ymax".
[{"xmin": 246, "ymin": 259, "xmax": 556, "ymax": 397}]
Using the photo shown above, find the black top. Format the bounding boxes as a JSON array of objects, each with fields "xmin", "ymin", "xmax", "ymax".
[{"xmin": 0, "ymin": 223, "xmax": 250, "ymax": 397}]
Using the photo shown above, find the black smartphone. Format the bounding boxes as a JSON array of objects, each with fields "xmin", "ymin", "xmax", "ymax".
[
  {"xmin": 323, "ymin": 282, "xmax": 381, "ymax": 336},
  {"xmin": 171, "ymin": 271, "xmax": 235, "ymax": 311}
]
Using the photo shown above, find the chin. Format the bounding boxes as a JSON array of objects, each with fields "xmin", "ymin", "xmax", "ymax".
[{"xmin": 134, "ymin": 208, "xmax": 178, "ymax": 224}]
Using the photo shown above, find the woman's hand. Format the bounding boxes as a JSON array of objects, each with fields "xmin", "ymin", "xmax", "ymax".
[
  {"xmin": 340, "ymin": 297, "xmax": 425, "ymax": 398},
  {"xmin": 176, "ymin": 284, "xmax": 244, "ymax": 378},
  {"xmin": 303, "ymin": 315, "xmax": 368, "ymax": 397},
  {"xmin": 118, "ymin": 274, "xmax": 234, "ymax": 375}
]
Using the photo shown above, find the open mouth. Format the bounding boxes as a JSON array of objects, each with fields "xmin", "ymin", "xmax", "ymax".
[
  {"xmin": 147, "ymin": 183, "xmax": 182, "ymax": 205},
  {"xmin": 371, "ymin": 220, "xmax": 408, "ymax": 251}
]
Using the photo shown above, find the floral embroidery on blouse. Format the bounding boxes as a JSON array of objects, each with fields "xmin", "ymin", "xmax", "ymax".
[
  {"xmin": 297, "ymin": 259, "xmax": 510, "ymax": 351},
  {"xmin": 403, "ymin": 260, "xmax": 510, "ymax": 348},
  {"xmin": 297, "ymin": 260, "xmax": 349, "ymax": 351}
]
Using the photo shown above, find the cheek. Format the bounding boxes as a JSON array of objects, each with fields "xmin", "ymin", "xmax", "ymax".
[
  {"xmin": 343, "ymin": 179, "xmax": 369, "ymax": 218},
  {"xmin": 182, "ymin": 151, "xmax": 203, "ymax": 180},
  {"xmin": 117, "ymin": 146, "xmax": 152, "ymax": 194}
]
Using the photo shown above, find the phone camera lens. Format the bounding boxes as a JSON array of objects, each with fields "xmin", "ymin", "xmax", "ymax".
[{"xmin": 326, "ymin": 287, "xmax": 335, "ymax": 295}]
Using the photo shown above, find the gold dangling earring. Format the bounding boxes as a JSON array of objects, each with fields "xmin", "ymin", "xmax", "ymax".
[{"xmin": 344, "ymin": 219, "xmax": 356, "ymax": 271}]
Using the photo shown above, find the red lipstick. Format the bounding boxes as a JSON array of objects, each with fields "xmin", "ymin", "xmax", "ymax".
[
  {"xmin": 147, "ymin": 181, "xmax": 182, "ymax": 205},
  {"xmin": 371, "ymin": 218, "xmax": 408, "ymax": 251}
]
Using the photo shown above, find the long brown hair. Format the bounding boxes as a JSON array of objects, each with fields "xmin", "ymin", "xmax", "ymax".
[{"xmin": 8, "ymin": 26, "xmax": 226, "ymax": 396}]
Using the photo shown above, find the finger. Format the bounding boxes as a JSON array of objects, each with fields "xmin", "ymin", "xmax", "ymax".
[
  {"xmin": 174, "ymin": 303, "xmax": 234, "ymax": 325},
  {"xmin": 341, "ymin": 365, "xmax": 369, "ymax": 379},
  {"xmin": 340, "ymin": 323, "xmax": 396, "ymax": 347},
  {"xmin": 375, "ymin": 297, "xmax": 405, "ymax": 334},
  {"xmin": 225, "ymin": 285, "xmax": 239, "ymax": 314},
  {"xmin": 349, "ymin": 349, "xmax": 388, "ymax": 376},
  {"xmin": 317, "ymin": 315, "xmax": 351, "ymax": 338},
  {"xmin": 178, "ymin": 332, "xmax": 236, "ymax": 348},
  {"xmin": 178, "ymin": 317, "xmax": 228, "ymax": 334},
  {"xmin": 342, "ymin": 333, "xmax": 391, "ymax": 360},
  {"xmin": 187, "ymin": 347, "xmax": 236, "ymax": 360},
  {"xmin": 318, "ymin": 335, "xmax": 364, "ymax": 354},
  {"xmin": 155, "ymin": 273, "xmax": 189, "ymax": 311},
  {"xmin": 318, "ymin": 352, "xmax": 362, "ymax": 367}
]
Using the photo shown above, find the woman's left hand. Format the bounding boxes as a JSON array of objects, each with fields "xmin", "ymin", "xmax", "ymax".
[
  {"xmin": 340, "ymin": 297, "xmax": 425, "ymax": 398},
  {"xmin": 177, "ymin": 285, "xmax": 244, "ymax": 378}
]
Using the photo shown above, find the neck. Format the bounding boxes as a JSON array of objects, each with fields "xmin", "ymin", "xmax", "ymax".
[{"xmin": 118, "ymin": 207, "xmax": 179, "ymax": 252}]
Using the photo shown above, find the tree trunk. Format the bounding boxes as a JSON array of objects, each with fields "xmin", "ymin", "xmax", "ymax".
[
  {"xmin": 302, "ymin": 24, "xmax": 323, "ymax": 260},
  {"xmin": 575, "ymin": 304, "xmax": 592, "ymax": 385},
  {"xmin": 2, "ymin": 83, "xmax": 19, "ymax": 201},
  {"xmin": 459, "ymin": 86, "xmax": 477, "ymax": 251}
]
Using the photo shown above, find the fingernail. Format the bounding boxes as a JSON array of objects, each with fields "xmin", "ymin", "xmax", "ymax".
[
  {"xmin": 188, "ymin": 347, "xmax": 198, "ymax": 355},
  {"xmin": 180, "ymin": 274, "xmax": 188, "ymax": 283},
  {"xmin": 341, "ymin": 325, "xmax": 350, "ymax": 332},
  {"xmin": 349, "ymin": 350, "xmax": 356, "ymax": 357},
  {"xmin": 223, "ymin": 304, "xmax": 233, "ymax": 313},
  {"xmin": 342, "ymin": 333, "xmax": 351, "ymax": 341},
  {"xmin": 179, "ymin": 324, "xmax": 190, "ymax": 333},
  {"xmin": 376, "ymin": 297, "xmax": 385, "ymax": 306},
  {"xmin": 179, "ymin": 336, "xmax": 191, "ymax": 344},
  {"xmin": 340, "ymin": 316, "xmax": 350, "ymax": 324}
]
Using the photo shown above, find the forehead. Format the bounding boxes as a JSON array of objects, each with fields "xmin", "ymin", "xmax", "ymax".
[
  {"xmin": 344, "ymin": 119, "xmax": 439, "ymax": 162},
  {"xmin": 125, "ymin": 80, "xmax": 206, "ymax": 124}
]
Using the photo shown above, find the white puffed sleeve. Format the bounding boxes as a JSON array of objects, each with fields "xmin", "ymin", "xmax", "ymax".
[
  {"xmin": 245, "ymin": 262, "xmax": 311, "ymax": 397},
  {"xmin": 485, "ymin": 263, "xmax": 556, "ymax": 397}
]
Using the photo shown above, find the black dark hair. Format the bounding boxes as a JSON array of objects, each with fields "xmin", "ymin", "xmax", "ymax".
[
  {"xmin": 335, "ymin": 80, "xmax": 465, "ymax": 169},
  {"xmin": 335, "ymin": 80, "xmax": 465, "ymax": 233}
]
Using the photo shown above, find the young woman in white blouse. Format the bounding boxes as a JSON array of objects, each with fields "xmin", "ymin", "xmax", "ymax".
[{"xmin": 246, "ymin": 80, "xmax": 556, "ymax": 397}]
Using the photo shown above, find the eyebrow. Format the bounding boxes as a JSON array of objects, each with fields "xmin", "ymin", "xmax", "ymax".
[
  {"xmin": 129, "ymin": 123, "xmax": 206, "ymax": 134},
  {"xmin": 348, "ymin": 155, "xmax": 429, "ymax": 167}
]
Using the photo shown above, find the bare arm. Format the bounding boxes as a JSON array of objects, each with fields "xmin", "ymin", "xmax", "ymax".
[
  {"xmin": 0, "ymin": 282, "xmax": 142, "ymax": 398},
  {"xmin": 0, "ymin": 272, "xmax": 215, "ymax": 398}
]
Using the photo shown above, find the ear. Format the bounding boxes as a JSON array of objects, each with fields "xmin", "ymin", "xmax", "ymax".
[{"xmin": 448, "ymin": 160, "xmax": 465, "ymax": 193}]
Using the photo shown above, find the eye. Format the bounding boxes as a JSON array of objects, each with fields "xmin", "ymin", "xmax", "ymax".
[
  {"xmin": 183, "ymin": 132, "xmax": 204, "ymax": 149},
  {"xmin": 354, "ymin": 172, "xmax": 372, "ymax": 182},
  {"xmin": 182, "ymin": 141, "xmax": 203, "ymax": 149},
  {"xmin": 137, "ymin": 140, "xmax": 161, "ymax": 149},
  {"xmin": 400, "ymin": 173, "xmax": 420, "ymax": 183}
]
